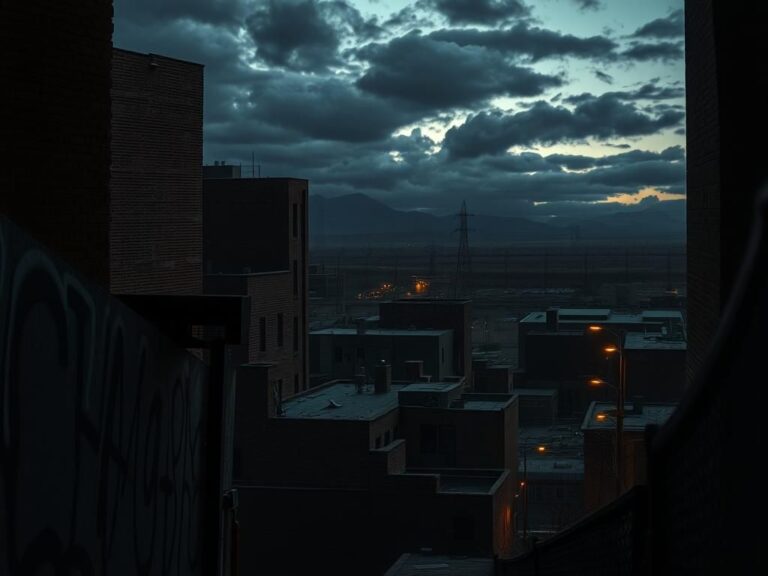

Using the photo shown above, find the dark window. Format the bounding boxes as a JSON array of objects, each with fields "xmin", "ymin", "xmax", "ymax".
[
  {"xmin": 293, "ymin": 260, "xmax": 298, "ymax": 296},
  {"xmin": 384, "ymin": 430, "xmax": 391, "ymax": 445},
  {"xmin": 277, "ymin": 313, "xmax": 284, "ymax": 347},
  {"xmin": 334, "ymin": 346, "xmax": 343, "ymax": 363},
  {"xmin": 259, "ymin": 317, "xmax": 266, "ymax": 352},
  {"xmin": 292, "ymin": 203, "xmax": 298, "ymax": 238},
  {"xmin": 294, "ymin": 374, "xmax": 299, "ymax": 394},
  {"xmin": 421, "ymin": 424, "xmax": 438, "ymax": 454},
  {"xmin": 375, "ymin": 436, "xmax": 382, "ymax": 449},
  {"xmin": 293, "ymin": 316, "xmax": 299, "ymax": 351}
]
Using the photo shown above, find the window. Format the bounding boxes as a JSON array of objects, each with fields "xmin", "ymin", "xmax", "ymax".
[
  {"xmin": 293, "ymin": 316, "xmax": 299, "ymax": 351},
  {"xmin": 259, "ymin": 317, "xmax": 266, "ymax": 352},
  {"xmin": 421, "ymin": 424, "xmax": 438, "ymax": 454},
  {"xmin": 292, "ymin": 203, "xmax": 298, "ymax": 238},
  {"xmin": 277, "ymin": 313, "xmax": 284, "ymax": 347},
  {"xmin": 293, "ymin": 260, "xmax": 298, "ymax": 297},
  {"xmin": 375, "ymin": 436, "xmax": 382, "ymax": 449},
  {"xmin": 384, "ymin": 430, "xmax": 391, "ymax": 445}
]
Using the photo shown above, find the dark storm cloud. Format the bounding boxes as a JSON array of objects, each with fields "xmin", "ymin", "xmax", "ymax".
[
  {"xmin": 235, "ymin": 71, "xmax": 417, "ymax": 142},
  {"xmin": 115, "ymin": 0, "xmax": 246, "ymax": 26},
  {"xmin": 357, "ymin": 34, "xmax": 562, "ymax": 108},
  {"xmin": 420, "ymin": 0, "xmax": 530, "ymax": 24},
  {"xmin": 443, "ymin": 95, "xmax": 684, "ymax": 158},
  {"xmin": 246, "ymin": 0, "xmax": 341, "ymax": 70},
  {"xmin": 546, "ymin": 146, "xmax": 684, "ymax": 170},
  {"xmin": 429, "ymin": 24, "xmax": 616, "ymax": 62},
  {"xmin": 622, "ymin": 41, "xmax": 683, "ymax": 62},
  {"xmin": 632, "ymin": 9, "xmax": 684, "ymax": 39},
  {"xmin": 245, "ymin": 0, "xmax": 380, "ymax": 71}
]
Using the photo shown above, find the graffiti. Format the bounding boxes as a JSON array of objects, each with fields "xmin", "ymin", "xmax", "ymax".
[{"xmin": 0, "ymin": 218, "xmax": 208, "ymax": 575}]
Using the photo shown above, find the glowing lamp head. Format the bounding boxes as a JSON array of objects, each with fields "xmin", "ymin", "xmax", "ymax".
[
  {"xmin": 596, "ymin": 413, "xmax": 607, "ymax": 422},
  {"xmin": 604, "ymin": 345, "xmax": 618, "ymax": 354},
  {"xmin": 588, "ymin": 378, "xmax": 604, "ymax": 387},
  {"xmin": 588, "ymin": 325, "xmax": 603, "ymax": 333},
  {"xmin": 536, "ymin": 445, "xmax": 546, "ymax": 453}
]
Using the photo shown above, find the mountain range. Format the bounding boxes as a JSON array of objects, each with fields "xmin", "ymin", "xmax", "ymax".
[{"xmin": 309, "ymin": 193, "xmax": 685, "ymax": 246}]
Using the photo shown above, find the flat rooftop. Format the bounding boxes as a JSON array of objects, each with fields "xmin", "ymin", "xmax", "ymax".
[
  {"xmin": 385, "ymin": 554, "xmax": 493, "ymax": 576},
  {"xmin": 310, "ymin": 328, "xmax": 450, "ymax": 337},
  {"xmin": 582, "ymin": 401, "xmax": 677, "ymax": 431},
  {"xmin": 282, "ymin": 383, "xmax": 402, "ymax": 420},
  {"xmin": 520, "ymin": 309, "xmax": 684, "ymax": 327},
  {"xmin": 514, "ymin": 388, "xmax": 558, "ymax": 397},
  {"xmin": 439, "ymin": 474, "xmax": 501, "ymax": 494},
  {"xmin": 625, "ymin": 333, "xmax": 687, "ymax": 351},
  {"xmin": 521, "ymin": 458, "xmax": 584, "ymax": 477}
]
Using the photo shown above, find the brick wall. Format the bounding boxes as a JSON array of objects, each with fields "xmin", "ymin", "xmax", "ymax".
[
  {"xmin": 0, "ymin": 0, "xmax": 112, "ymax": 285},
  {"xmin": 111, "ymin": 49, "xmax": 203, "ymax": 295}
]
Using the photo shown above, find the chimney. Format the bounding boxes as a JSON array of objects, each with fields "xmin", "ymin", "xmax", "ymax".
[
  {"xmin": 546, "ymin": 308, "xmax": 559, "ymax": 331},
  {"xmin": 375, "ymin": 362, "xmax": 391, "ymax": 394},
  {"xmin": 404, "ymin": 360, "xmax": 424, "ymax": 382}
]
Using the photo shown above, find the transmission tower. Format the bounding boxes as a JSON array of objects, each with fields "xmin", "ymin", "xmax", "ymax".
[{"xmin": 454, "ymin": 200, "xmax": 473, "ymax": 298}]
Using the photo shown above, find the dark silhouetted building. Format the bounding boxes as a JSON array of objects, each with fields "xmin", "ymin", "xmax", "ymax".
[
  {"xmin": 379, "ymin": 299, "xmax": 473, "ymax": 386},
  {"xmin": 111, "ymin": 49, "xmax": 204, "ymax": 295},
  {"xmin": 582, "ymin": 400, "xmax": 675, "ymax": 511},
  {"xmin": 204, "ymin": 177, "xmax": 309, "ymax": 399}
]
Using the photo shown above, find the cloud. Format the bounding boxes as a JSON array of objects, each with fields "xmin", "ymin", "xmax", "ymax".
[
  {"xmin": 226, "ymin": 70, "xmax": 420, "ymax": 142},
  {"xmin": 443, "ymin": 95, "xmax": 684, "ymax": 158},
  {"xmin": 419, "ymin": 0, "xmax": 530, "ymax": 25},
  {"xmin": 563, "ymin": 83, "xmax": 685, "ymax": 105},
  {"xmin": 115, "ymin": 0, "xmax": 247, "ymax": 26},
  {"xmin": 622, "ymin": 41, "xmax": 683, "ymax": 62},
  {"xmin": 357, "ymin": 33, "xmax": 562, "ymax": 108},
  {"xmin": 594, "ymin": 70, "xmax": 613, "ymax": 84},
  {"xmin": 571, "ymin": 0, "xmax": 601, "ymax": 10},
  {"xmin": 632, "ymin": 9, "xmax": 684, "ymax": 39},
  {"xmin": 245, "ymin": 0, "xmax": 380, "ymax": 71},
  {"xmin": 429, "ymin": 24, "xmax": 617, "ymax": 62}
]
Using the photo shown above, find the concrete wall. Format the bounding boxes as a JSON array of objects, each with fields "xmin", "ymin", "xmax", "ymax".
[
  {"xmin": 111, "ymin": 49, "xmax": 204, "ymax": 295},
  {"xmin": 0, "ymin": 217, "xmax": 211, "ymax": 574},
  {"xmin": 0, "ymin": 0, "xmax": 112, "ymax": 284},
  {"xmin": 686, "ymin": 1, "xmax": 768, "ymax": 383},
  {"xmin": 310, "ymin": 331, "xmax": 452, "ymax": 382},
  {"xmin": 379, "ymin": 300, "xmax": 471, "ymax": 384}
]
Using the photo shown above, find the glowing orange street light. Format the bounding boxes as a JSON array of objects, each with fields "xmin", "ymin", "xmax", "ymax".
[
  {"xmin": 588, "ymin": 325, "xmax": 603, "ymax": 333},
  {"xmin": 589, "ymin": 378, "xmax": 605, "ymax": 387},
  {"xmin": 596, "ymin": 412, "xmax": 608, "ymax": 422},
  {"xmin": 604, "ymin": 345, "xmax": 618, "ymax": 354},
  {"xmin": 536, "ymin": 445, "xmax": 546, "ymax": 454}
]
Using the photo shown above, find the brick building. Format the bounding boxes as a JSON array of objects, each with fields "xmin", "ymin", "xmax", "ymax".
[
  {"xmin": 204, "ymin": 178, "xmax": 309, "ymax": 399},
  {"xmin": 0, "ymin": 0, "xmax": 113, "ymax": 283},
  {"xmin": 111, "ymin": 49, "xmax": 204, "ymax": 295},
  {"xmin": 233, "ymin": 364, "xmax": 518, "ymax": 573}
]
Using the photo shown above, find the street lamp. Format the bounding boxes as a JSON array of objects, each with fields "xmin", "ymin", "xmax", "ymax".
[
  {"xmin": 518, "ymin": 442, "xmax": 546, "ymax": 543},
  {"xmin": 587, "ymin": 324, "xmax": 626, "ymax": 499}
]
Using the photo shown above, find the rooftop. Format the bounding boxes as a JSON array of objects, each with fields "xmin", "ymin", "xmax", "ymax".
[
  {"xmin": 281, "ymin": 382, "xmax": 402, "ymax": 420},
  {"xmin": 625, "ymin": 333, "xmax": 687, "ymax": 351},
  {"xmin": 514, "ymin": 388, "xmax": 558, "ymax": 397},
  {"xmin": 310, "ymin": 328, "xmax": 451, "ymax": 337},
  {"xmin": 582, "ymin": 401, "xmax": 677, "ymax": 432},
  {"xmin": 520, "ymin": 308, "xmax": 684, "ymax": 328},
  {"xmin": 385, "ymin": 554, "xmax": 493, "ymax": 576}
]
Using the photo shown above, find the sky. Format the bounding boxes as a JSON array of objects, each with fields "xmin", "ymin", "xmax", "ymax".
[{"xmin": 114, "ymin": 0, "xmax": 685, "ymax": 219}]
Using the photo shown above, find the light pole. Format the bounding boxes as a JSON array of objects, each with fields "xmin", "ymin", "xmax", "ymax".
[
  {"xmin": 587, "ymin": 325, "xmax": 626, "ymax": 499},
  {"xmin": 518, "ymin": 442, "xmax": 546, "ymax": 543}
]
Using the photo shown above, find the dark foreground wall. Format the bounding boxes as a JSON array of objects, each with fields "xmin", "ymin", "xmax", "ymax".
[{"xmin": 0, "ymin": 217, "xmax": 210, "ymax": 575}]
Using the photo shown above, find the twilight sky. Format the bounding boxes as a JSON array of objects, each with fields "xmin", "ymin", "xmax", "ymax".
[{"xmin": 114, "ymin": 0, "xmax": 685, "ymax": 219}]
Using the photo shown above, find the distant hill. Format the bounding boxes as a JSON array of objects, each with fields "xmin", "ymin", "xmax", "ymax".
[{"xmin": 309, "ymin": 193, "xmax": 685, "ymax": 246}]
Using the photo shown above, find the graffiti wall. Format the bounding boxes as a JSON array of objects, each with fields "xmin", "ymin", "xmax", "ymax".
[{"xmin": 0, "ymin": 217, "xmax": 209, "ymax": 575}]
